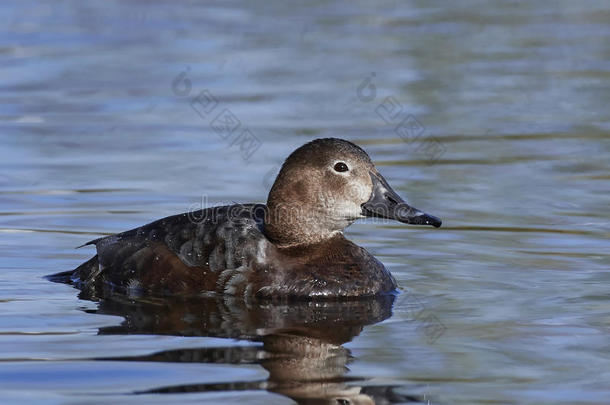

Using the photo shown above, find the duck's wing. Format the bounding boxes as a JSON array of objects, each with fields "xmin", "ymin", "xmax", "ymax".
[{"xmin": 69, "ymin": 204, "xmax": 268, "ymax": 296}]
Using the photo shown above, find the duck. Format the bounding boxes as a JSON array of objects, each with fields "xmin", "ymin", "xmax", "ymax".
[{"xmin": 50, "ymin": 138, "xmax": 441, "ymax": 299}]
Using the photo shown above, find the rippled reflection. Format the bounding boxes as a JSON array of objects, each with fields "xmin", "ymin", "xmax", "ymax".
[{"xmin": 63, "ymin": 287, "xmax": 422, "ymax": 403}]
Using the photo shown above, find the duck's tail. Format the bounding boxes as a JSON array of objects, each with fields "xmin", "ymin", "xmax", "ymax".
[
  {"xmin": 45, "ymin": 270, "xmax": 74, "ymax": 283},
  {"xmin": 45, "ymin": 255, "xmax": 100, "ymax": 285}
]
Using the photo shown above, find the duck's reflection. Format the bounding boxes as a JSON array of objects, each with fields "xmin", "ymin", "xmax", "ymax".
[{"xmin": 83, "ymin": 292, "xmax": 422, "ymax": 403}]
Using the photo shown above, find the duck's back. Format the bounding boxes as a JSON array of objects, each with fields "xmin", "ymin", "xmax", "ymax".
[{"xmin": 68, "ymin": 204, "xmax": 268, "ymax": 297}]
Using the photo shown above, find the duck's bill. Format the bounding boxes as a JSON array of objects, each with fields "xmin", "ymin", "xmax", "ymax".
[{"xmin": 361, "ymin": 172, "xmax": 442, "ymax": 228}]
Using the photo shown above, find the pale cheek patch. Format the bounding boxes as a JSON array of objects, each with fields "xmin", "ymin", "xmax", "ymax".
[
  {"xmin": 353, "ymin": 177, "xmax": 373, "ymax": 203},
  {"xmin": 334, "ymin": 178, "xmax": 372, "ymax": 220},
  {"xmin": 334, "ymin": 200, "xmax": 362, "ymax": 221}
]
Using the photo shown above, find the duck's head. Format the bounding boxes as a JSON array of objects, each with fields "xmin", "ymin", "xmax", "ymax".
[{"xmin": 265, "ymin": 138, "xmax": 441, "ymax": 246}]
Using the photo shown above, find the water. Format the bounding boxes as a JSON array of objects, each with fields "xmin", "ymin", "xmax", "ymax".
[{"xmin": 1, "ymin": 0, "xmax": 609, "ymax": 403}]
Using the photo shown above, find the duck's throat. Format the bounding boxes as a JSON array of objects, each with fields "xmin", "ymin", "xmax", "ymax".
[{"xmin": 263, "ymin": 203, "xmax": 345, "ymax": 247}]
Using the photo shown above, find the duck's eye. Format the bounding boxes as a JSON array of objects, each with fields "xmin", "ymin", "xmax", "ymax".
[{"xmin": 334, "ymin": 162, "xmax": 349, "ymax": 172}]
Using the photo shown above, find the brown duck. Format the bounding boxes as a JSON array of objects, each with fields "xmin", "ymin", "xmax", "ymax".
[{"xmin": 50, "ymin": 138, "xmax": 441, "ymax": 299}]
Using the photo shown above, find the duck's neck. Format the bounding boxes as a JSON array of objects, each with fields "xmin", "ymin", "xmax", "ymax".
[{"xmin": 263, "ymin": 202, "xmax": 343, "ymax": 248}]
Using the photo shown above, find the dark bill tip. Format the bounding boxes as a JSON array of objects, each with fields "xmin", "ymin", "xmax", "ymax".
[
  {"xmin": 396, "ymin": 205, "xmax": 442, "ymax": 228},
  {"xmin": 361, "ymin": 172, "xmax": 442, "ymax": 228}
]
